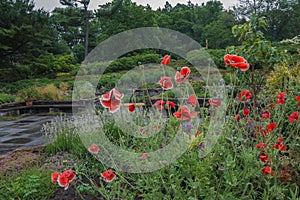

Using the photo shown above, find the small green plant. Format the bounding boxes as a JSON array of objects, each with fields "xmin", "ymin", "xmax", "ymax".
[
  {"xmin": 0, "ymin": 93, "xmax": 15, "ymax": 104},
  {"xmin": 17, "ymin": 87, "xmax": 40, "ymax": 102},
  {"xmin": 0, "ymin": 167, "xmax": 56, "ymax": 200}
]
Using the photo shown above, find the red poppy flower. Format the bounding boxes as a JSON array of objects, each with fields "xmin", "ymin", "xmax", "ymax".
[
  {"xmin": 276, "ymin": 92, "xmax": 285, "ymax": 105},
  {"xmin": 101, "ymin": 169, "xmax": 116, "ymax": 182},
  {"xmin": 209, "ymin": 99, "xmax": 221, "ymax": 107},
  {"xmin": 296, "ymin": 96, "xmax": 300, "ymax": 108},
  {"xmin": 100, "ymin": 88, "xmax": 124, "ymax": 113},
  {"xmin": 154, "ymin": 100, "xmax": 165, "ymax": 110},
  {"xmin": 243, "ymin": 108, "xmax": 250, "ymax": 117},
  {"xmin": 266, "ymin": 122, "xmax": 276, "ymax": 133},
  {"xmin": 235, "ymin": 114, "xmax": 241, "ymax": 121},
  {"xmin": 224, "ymin": 54, "xmax": 250, "ymax": 71},
  {"xmin": 161, "ymin": 55, "xmax": 171, "ymax": 65},
  {"xmin": 262, "ymin": 166, "xmax": 274, "ymax": 175},
  {"xmin": 166, "ymin": 101, "xmax": 176, "ymax": 109},
  {"xmin": 256, "ymin": 142, "xmax": 267, "ymax": 149},
  {"xmin": 276, "ymin": 92, "xmax": 285, "ymax": 99},
  {"xmin": 238, "ymin": 90, "xmax": 252, "ymax": 102},
  {"xmin": 88, "ymin": 144, "xmax": 99, "ymax": 154},
  {"xmin": 58, "ymin": 173, "xmax": 70, "ymax": 190},
  {"xmin": 195, "ymin": 130, "xmax": 200, "ymax": 137},
  {"xmin": 159, "ymin": 76, "xmax": 173, "ymax": 90},
  {"xmin": 273, "ymin": 137, "xmax": 287, "ymax": 151},
  {"xmin": 51, "ymin": 172, "xmax": 59, "ymax": 184},
  {"xmin": 262, "ymin": 110, "xmax": 271, "ymax": 119},
  {"xmin": 173, "ymin": 105, "xmax": 198, "ymax": 121},
  {"xmin": 141, "ymin": 153, "xmax": 148, "ymax": 159},
  {"xmin": 276, "ymin": 98, "xmax": 285, "ymax": 105},
  {"xmin": 288, "ymin": 111, "xmax": 299, "ymax": 123},
  {"xmin": 175, "ymin": 66, "xmax": 191, "ymax": 84},
  {"xmin": 63, "ymin": 170, "xmax": 76, "ymax": 183},
  {"xmin": 259, "ymin": 153, "xmax": 270, "ymax": 163},
  {"xmin": 128, "ymin": 103, "xmax": 135, "ymax": 112},
  {"xmin": 57, "ymin": 170, "xmax": 76, "ymax": 190},
  {"xmin": 187, "ymin": 94, "xmax": 197, "ymax": 107},
  {"xmin": 268, "ymin": 103, "xmax": 275, "ymax": 109}
]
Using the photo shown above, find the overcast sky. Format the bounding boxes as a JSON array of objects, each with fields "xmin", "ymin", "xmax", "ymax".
[{"xmin": 34, "ymin": 0, "xmax": 238, "ymax": 11}]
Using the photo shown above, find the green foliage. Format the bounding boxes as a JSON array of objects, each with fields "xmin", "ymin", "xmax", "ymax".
[
  {"xmin": 230, "ymin": 15, "xmax": 287, "ymax": 69},
  {"xmin": 30, "ymin": 54, "xmax": 78, "ymax": 78},
  {"xmin": 17, "ymin": 87, "xmax": 39, "ymax": 101},
  {"xmin": 0, "ymin": 93, "xmax": 15, "ymax": 104},
  {"xmin": 0, "ymin": 77, "xmax": 74, "ymax": 94},
  {"xmin": 206, "ymin": 49, "xmax": 227, "ymax": 69},
  {"xmin": 0, "ymin": 168, "xmax": 56, "ymax": 200},
  {"xmin": 106, "ymin": 53, "xmax": 161, "ymax": 73},
  {"xmin": 266, "ymin": 64, "xmax": 300, "ymax": 95}
]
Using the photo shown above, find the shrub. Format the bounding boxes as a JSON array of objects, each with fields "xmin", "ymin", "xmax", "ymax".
[
  {"xmin": 0, "ymin": 93, "xmax": 15, "ymax": 104},
  {"xmin": 206, "ymin": 49, "xmax": 227, "ymax": 69},
  {"xmin": 17, "ymin": 87, "xmax": 40, "ymax": 102}
]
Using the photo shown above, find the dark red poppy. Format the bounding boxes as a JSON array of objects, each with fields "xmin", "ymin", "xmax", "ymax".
[
  {"xmin": 159, "ymin": 76, "xmax": 173, "ymax": 90},
  {"xmin": 128, "ymin": 103, "xmax": 135, "ymax": 112},
  {"xmin": 100, "ymin": 88, "xmax": 124, "ymax": 113},
  {"xmin": 262, "ymin": 166, "xmax": 274, "ymax": 175},
  {"xmin": 276, "ymin": 92, "xmax": 285, "ymax": 105},
  {"xmin": 259, "ymin": 153, "xmax": 270, "ymax": 163},
  {"xmin": 256, "ymin": 142, "xmax": 267, "ymax": 149},
  {"xmin": 262, "ymin": 110, "xmax": 271, "ymax": 119},
  {"xmin": 296, "ymin": 96, "xmax": 300, "ymax": 108},
  {"xmin": 209, "ymin": 99, "xmax": 221, "ymax": 107},
  {"xmin": 101, "ymin": 169, "xmax": 116, "ymax": 182},
  {"xmin": 235, "ymin": 114, "xmax": 241, "ymax": 121},
  {"xmin": 238, "ymin": 90, "xmax": 252, "ymax": 102},
  {"xmin": 224, "ymin": 54, "xmax": 250, "ymax": 71},
  {"xmin": 243, "ymin": 108, "xmax": 250, "ymax": 117},
  {"xmin": 268, "ymin": 103, "xmax": 275, "ymax": 109},
  {"xmin": 175, "ymin": 66, "xmax": 191, "ymax": 84},
  {"xmin": 288, "ymin": 111, "xmax": 299, "ymax": 123},
  {"xmin": 266, "ymin": 122, "xmax": 276, "ymax": 133},
  {"xmin": 154, "ymin": 100, "xmax": 165, "ymax": 110},
  {"xmin": 166, "ymin": 101, "xmax": 176, "ymax": 109},
  {"xmin": 187, "ymin": 94, "xmax": 197, "ymax": 107},
  {"xmin": 273, "ymin": 137, "xmax": 287, "ymax": 151},
  {"xmin": 88, "ymin": 144, "xmax": 99, "ymax": 154},
  {"xmin": 276, "ymin": 92, "xmax": 285, "ymax": 99},
  {"xmin": 173, "ymin": 105, "xmax": 198, "ymax": 121},
  {"xmin": 161, "ymin": 55, "xmax": 171, "ymax": 65}
]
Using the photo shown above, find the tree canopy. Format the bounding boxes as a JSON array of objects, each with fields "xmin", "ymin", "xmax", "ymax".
[{"xmin": 0, "ymin": 0, "xmax": 299, "ymax": 79}]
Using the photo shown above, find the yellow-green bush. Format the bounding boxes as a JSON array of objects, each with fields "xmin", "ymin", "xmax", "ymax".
[{"xmin": 266, "ymin": 64, "xmax": 300, "ymax": 95}]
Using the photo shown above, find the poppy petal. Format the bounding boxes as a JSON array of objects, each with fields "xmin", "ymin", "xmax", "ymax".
[
  {"xmin": 57, "ymin": 174, "xmax": 69, "ymax": 189},
  {"xmin": 112, "ymin": 88, "xmax": 124, "ymax": 100},
  {"xmin": 187, "ymin": 94, "xmax": 197, "ymax": 106},
  {"xmin": 51, "ymin": 172, "xmax": 59, "ymax": 184},
  {"xmin": 159, "ymin": 76, "xmax": 173, "ymax": 90},
  {"xmin": 100, "ymin": 98, "xmax": 111, "ymax": 108},
  {"xmin": 109, "ymin": 99, "xmax": 122, "ymax": 113}
]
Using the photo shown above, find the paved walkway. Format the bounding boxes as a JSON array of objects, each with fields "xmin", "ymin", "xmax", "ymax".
[{"xmin": 0, "ymin": 115, "xmax": 60, "ymax": 155}]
